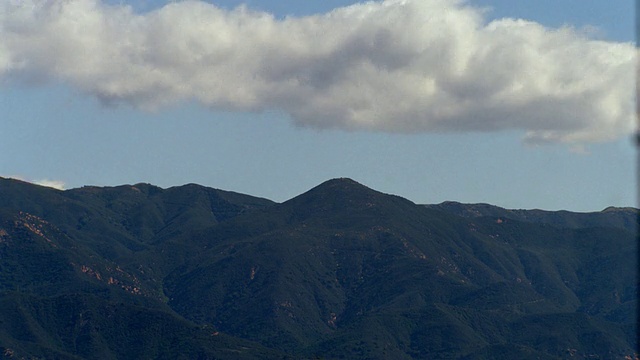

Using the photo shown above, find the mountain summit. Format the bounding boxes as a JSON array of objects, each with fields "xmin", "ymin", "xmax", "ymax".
[
  {"xmin": 0, "ymin": 178, "xmax": 636, "ymax": 359},
  {"xmin": 286, "ymin": 177, "xmax": 388, "ymax": 205},
  {"xmin": 282, "ymin": 177, "xmax": 417, "ymax": 222}
]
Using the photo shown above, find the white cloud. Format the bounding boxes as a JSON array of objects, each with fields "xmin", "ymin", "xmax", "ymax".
[
  {"xmin": 0, "ymin": 0, "xmax": 635, "ymax": 144},
  {"xmin": 4, "ymin": 175, "xmax": 66, "ymax": 190},
  {"xmin": 34, "ymin": 179, "xmax": 66, "ymax": 190}
]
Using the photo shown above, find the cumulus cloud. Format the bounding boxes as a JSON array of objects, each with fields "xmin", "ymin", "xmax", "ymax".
[{"xmin": 0, "ymin": 0, "xmax": 635, "ymax": 144}]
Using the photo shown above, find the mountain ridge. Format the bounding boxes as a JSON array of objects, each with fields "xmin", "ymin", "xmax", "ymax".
[
  {"xmin": 426, "ymin": 200, "xmax": 637, "ymax": 232},
  {"xmin": 4, "ymin": 176, "xmax": 635, "ymax": 215},
  {"xmin": 0, "ymin": 176, "xmax": 636, "ymax": 359}
]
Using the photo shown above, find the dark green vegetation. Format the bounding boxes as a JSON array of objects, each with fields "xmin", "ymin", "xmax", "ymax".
[{"xmin": 0, "ymin": 177, "xmax": 636, "ymax": 359}]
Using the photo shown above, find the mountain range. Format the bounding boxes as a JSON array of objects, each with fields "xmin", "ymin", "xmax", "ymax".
[{"xmin": 0, "ymin": 176, "xmax": 636, "ymax": 359}]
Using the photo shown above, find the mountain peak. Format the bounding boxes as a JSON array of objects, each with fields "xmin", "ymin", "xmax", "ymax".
[
  {"xmin": 294, "ymin": 178, "xmax": 377, "ymax": 201},
  {"xmin": 314, "ymin": 177, "xmax": 366, "ymax": 190},
  {"xmin": 281, "ymin": 177, "xmax": 415, "ymax": 221}
]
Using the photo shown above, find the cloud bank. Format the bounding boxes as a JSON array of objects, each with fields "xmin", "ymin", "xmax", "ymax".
[{"xmin": 0, "ymin": 0, "xmax": 635, "ymax": 144}]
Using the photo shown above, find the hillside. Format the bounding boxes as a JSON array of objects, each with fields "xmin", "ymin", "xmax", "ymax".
[{"xmin": 0, "ymin": 177, "xmax": 636, "ymax": 359}]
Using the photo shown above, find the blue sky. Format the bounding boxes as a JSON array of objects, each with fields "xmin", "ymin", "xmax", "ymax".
[{"xmin": 0, "ymin": 0, "xmax": 635, "ymax": 211}]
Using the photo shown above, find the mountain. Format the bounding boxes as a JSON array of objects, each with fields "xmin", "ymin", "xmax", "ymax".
[
  {"xmin": 0, "ymin": 177, "xmax": 636, "ymax": 359},
  {"xmin": 426, "ymin": 201, "xmax": 638, "ymax": 233}
]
